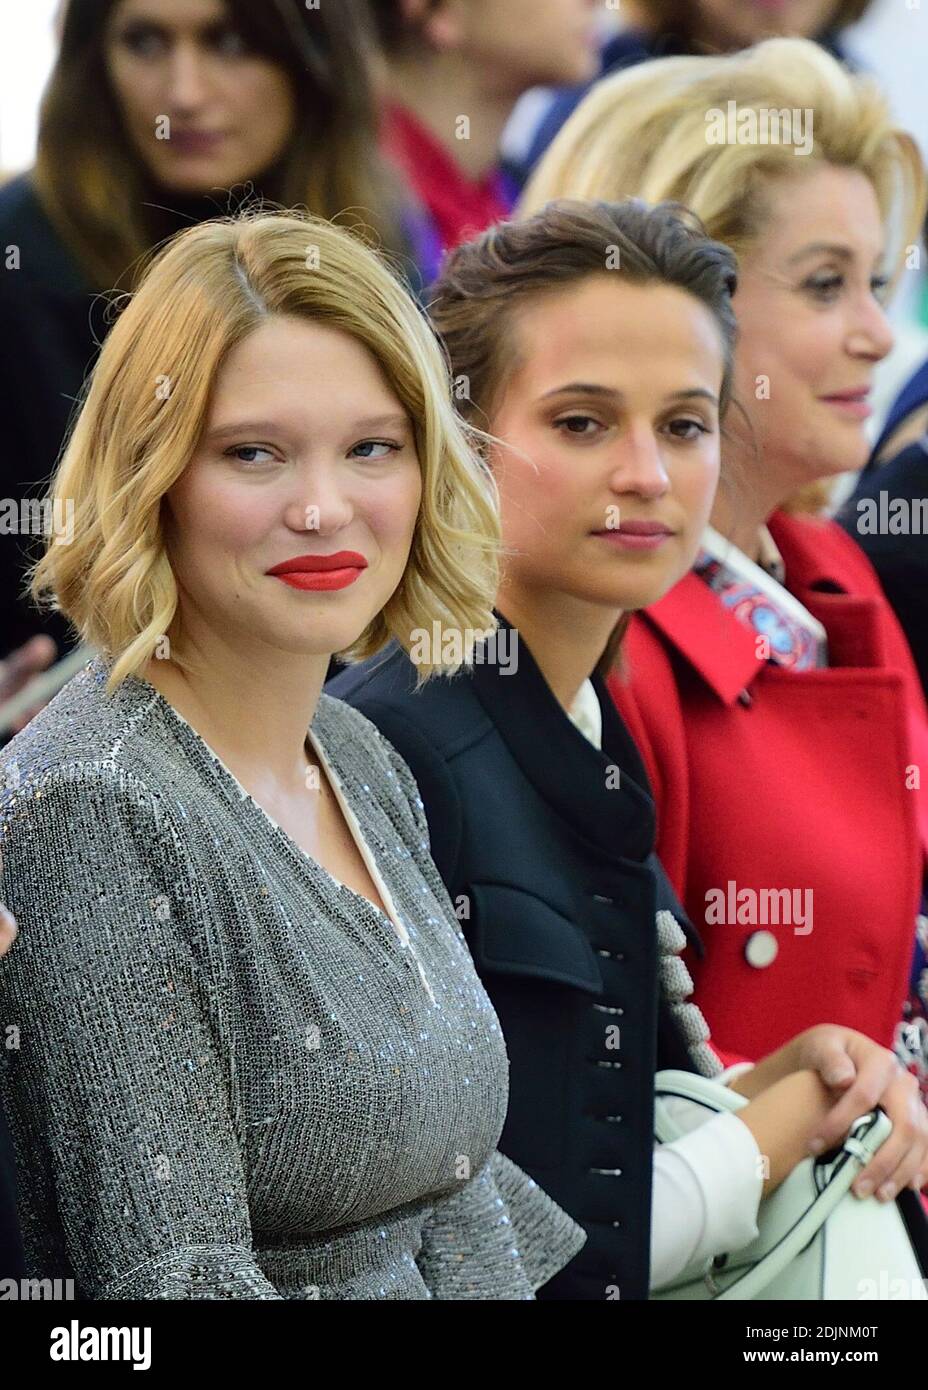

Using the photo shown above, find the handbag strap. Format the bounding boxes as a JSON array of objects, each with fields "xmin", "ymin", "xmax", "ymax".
[
  {"xmin": 715, "ymin": 1124, "xmax": 882, "ymax": 1299},
  {"xmin": 654, "ymin": 1070, "xmax": 892, "ymax": 1300}
]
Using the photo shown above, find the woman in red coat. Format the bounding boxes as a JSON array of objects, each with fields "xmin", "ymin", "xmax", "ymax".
[{"xmin": 521, "ymin": 38, "xmax": 928, "ymax": 1096}]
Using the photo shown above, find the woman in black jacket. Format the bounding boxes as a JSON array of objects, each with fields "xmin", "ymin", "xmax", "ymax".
[
  {"xmin": 0, "ymin": 0, "xmax": 407, "ymax": 662},
  {"xmin": 329, "ymin": 199, "xmax": 928, "ymax": 1298}
]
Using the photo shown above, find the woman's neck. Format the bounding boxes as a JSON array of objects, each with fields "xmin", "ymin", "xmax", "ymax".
[
  {"xmin": 496, "ymin": 585, "xmax": 620, "ymax": 717},
  {"xmin": 711, "ymin": 440, "xmax": 794, "ymax": 563},
  {"xmin": 385, "ymin": 52, "xmax": 515, "ymax": 180},
  {"xmin": 142, "ymin": 622, "xmax": 331, "ymax": 794},
  {"xmin": 143, "ymin": 155, "xmax": 288, "ymax": 239}
]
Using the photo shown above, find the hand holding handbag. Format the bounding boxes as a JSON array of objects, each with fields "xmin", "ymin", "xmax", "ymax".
[{"xmin": 651, "ymin": 1069, "xmax": 928, "ymax": 1301}]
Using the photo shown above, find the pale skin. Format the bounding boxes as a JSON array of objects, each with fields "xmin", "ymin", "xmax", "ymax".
[
  {"xmin": 143, "ymin": 314, "xmax": 422, "ymax": 914},
  {"xmin": 0, "ymin": 906, "xmax": 15, "ymax": 959},
  {"xmin": 104, "ymin": 0, "xmax": 296, "ymax": 195},
  {"xmin": 0, "ymin": 635, "xmax": 57, "ymax": 733},
  {"xmin": 711, "ymin": 163, "xmax": 894, "ymax": 562},
  {"xmin": 485, "ymin": 271, "xmax": 928, "ymax": 1200},
  {"xmin": 382, "ymin": 0, "xmax": 599, "ymax": 181}
]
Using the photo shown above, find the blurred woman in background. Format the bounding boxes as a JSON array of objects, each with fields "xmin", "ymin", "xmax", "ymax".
[
  {"xmin": 0, "ymin": 0, "xmax": 407, "ymax": 663},
  {"xmin": 518, "ymin": 0, "xmax": 874, "ymax": 183},
  {"xmin": 521, "ymin": 38, "xmax": 928, "ymax": 1104},
  {"xmin": 371, "ymin": 0, "xmax": 600, "ymax": 278}
]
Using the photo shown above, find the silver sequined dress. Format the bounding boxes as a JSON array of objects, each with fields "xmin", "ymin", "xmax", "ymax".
[{"xmin": 0, "ymin": 657, "xmax": 585, "ymax": 1299}]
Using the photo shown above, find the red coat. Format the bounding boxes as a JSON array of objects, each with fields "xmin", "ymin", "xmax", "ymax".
[{"xmin": 608, "ymin": 510, "xmax": 928, "ymax": 1063}]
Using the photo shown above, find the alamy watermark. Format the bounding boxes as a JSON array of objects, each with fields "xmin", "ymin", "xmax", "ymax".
[
  {"xmin": 705, "ymin": 101, "xmax": 813, "ymax": 157},
  {"xmin": 854, "ymin": 490, "xmax": 928, "ymax": 535},
  {"xmin": 408, "ymin": 621, "xmax": 518, "ymax": 675},
  {"xmin": 705, "ymin": 880, "xmax": 813, "ymax": 935},
  {"xmin": 0, "ymin": 497, "xmax": 74, "ymax": 544}
]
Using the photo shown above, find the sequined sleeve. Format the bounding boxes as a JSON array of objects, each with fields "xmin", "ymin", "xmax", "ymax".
[
  {"xmin": 0, "ymin": 766, "xmax": 282, "ymax": 1299},
  {"xmin": 416, "ymin": 1150, "xmax": 586, "ymax": 1299}
]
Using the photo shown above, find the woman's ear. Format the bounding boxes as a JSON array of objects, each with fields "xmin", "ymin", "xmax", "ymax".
[{"xmin": 416, "ymin": 0, "xmax": 468, "ymax": 54}]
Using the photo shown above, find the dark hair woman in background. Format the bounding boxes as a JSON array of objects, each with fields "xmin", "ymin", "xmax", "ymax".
[{"xmin": 0, "ymin": 0, "xmax": 407, "ymax": 664}]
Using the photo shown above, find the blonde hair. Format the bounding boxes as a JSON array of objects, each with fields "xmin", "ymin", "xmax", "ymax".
[
  {"xmin": 521, "ymin": 37, "xmax": 927, "ymax": 512},
  {"xmin": 30, "ymin": 211, "xmax": 500, "ymax": 691}
]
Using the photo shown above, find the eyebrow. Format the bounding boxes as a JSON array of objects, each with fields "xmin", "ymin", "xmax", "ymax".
[
  {"xmin": 205, "ymin": 413, "xmax": 411, "ymax": 442},
  {"xmin": 786, "ymin": 243, "xmax": 884, "ymax": 268},
  {"xmin": 540, "ymin": 383, "xmax": 718, "ymax": 406}
]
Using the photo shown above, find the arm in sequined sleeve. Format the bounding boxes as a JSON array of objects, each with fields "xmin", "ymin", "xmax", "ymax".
[{"xmin": 0, "ymin": 767, "xmax": 282, "ymax": 1299}]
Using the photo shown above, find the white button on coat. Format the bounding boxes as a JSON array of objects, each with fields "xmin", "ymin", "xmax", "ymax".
[{"xmin": 744, "ymin": 930, "xmax": 779, "ymax": 968}]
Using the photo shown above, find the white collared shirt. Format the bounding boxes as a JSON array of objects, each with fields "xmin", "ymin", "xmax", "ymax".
[{"xmin": 567, "ymin": 680, "xmax": 762, "ymax": 1290}]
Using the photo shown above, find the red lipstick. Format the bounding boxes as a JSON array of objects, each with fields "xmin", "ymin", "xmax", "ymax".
[{"xmin": 266, "ymin": 550, "xmax": 368, "ymax": 592}]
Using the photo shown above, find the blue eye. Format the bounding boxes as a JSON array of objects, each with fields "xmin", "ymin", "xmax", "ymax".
[
  {"xmin": 350, "ymin": 440, "xmax": 400, "ymax": 459},
  {"xmin": 804, "ymin": 273, "xmax": 843, "ymax": 302},
  {"xmin": 225, "ymin": 445, "xmax": 275, "ymax": 465}
]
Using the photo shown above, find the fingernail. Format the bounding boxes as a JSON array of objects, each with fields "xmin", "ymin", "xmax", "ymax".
[
  {"xmin": 855, "ymin": 1179, "xmax": 873, "ymax": 1198},
  {"xmin": 808, "ymin": 1137, "xmax": 825, "ymax": 1155},
  {"xmin": 825, "ymin": 1068, "xmax": 853, "ymax": 1086},
  {"xmin": 911, "ymin": 1173, "xmax": 926, "ymax": 1191},
  {"xmin": 877, "ymin": 1182, "xmax": 896, "ymax": 1202}
]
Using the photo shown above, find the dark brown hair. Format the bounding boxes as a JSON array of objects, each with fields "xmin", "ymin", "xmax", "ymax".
[
  {"xmin": 634, "ymin": 0, "xmax": 873, "ymax": 39},
  {"xmin": 370, "ymin": 0, "xmax": 439, "ymax": 53},
  {"xmin": 34, "ymin": 0, "xmax": 407, "ymax": 290},
  {"xmin": 427, "ymin": 197, "xmax": 739, "ymax": 675}
]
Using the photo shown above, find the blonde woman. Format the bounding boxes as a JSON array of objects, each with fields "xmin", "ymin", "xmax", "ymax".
[
  {"xmin": 520, "ymin": 38, "xmax": 928, "ymax": 1109},
  {"xmin": 0, "ymin": 211, "xmax": 585, "ymax": 1300}
]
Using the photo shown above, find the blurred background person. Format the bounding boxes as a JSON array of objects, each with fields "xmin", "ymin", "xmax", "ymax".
[
  {"xmin": 515, "ymin": 1, "xmax": 875, "ymax": 187},
  {"xmin": 839, "ymin": 203, "xmax": 928, "ymax": 698},
  {"xmin": 0, "ymin": 0, "xmax": 409, "ymax": 670},
  {"xmin": 521, "ymin": 39, "xmax": 928, "ymax": 1104},
  {"xmin": 841, "ymin": 432, "xmax": 928, "ymax": 699},
  {"xmin": 371, "ymin": 0, "xmax": 600, "ymax": 281}
]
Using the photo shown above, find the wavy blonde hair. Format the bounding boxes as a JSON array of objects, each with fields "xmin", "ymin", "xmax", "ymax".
[
  {"xmin": 521, "ymin": 37, "xmax": 927, "ymax": 512},
  {"xmin": 30, "ymin": 211, "xmax": 500, "ymax": 691}
]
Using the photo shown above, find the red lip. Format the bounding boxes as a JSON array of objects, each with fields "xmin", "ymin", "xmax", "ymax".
[{"xmin": 266, "ymin": 551, "xmax": 368, "ymax": 575}]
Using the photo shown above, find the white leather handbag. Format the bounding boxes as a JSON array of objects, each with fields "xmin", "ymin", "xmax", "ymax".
[{"xmin": 651, "ymin": 1069, "xmax": 928, "ymax": 1301}]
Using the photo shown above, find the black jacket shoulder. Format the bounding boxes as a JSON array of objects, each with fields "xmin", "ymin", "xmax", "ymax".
[{"xmin": 328, "ymin": 644, "xmax": 492, "ymax": 886}]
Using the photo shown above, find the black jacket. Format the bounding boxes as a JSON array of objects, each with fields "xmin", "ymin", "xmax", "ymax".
[
  {"xmin": 328, "ymin": 613, "xmax": 703, "ymax": 1299},
  {"xmin": 839, "ymin": 440, "xmax": 928, "ymax": 698},
  {"xmin": 0, "ymin": 174, "xmax": 101, "ymax": 657}
]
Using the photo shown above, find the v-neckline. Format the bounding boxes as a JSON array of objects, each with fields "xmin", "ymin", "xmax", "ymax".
[{"xmin": 119, "ymin": 667, "xmax": 412, "ymax": 938}]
